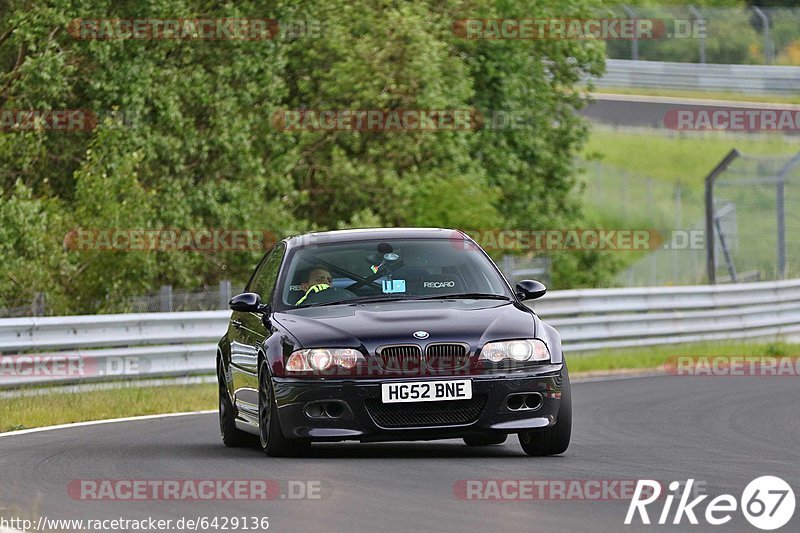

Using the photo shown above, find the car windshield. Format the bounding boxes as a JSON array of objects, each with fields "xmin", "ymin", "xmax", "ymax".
[{"xmin": 277, "ymin": 238, "xmax": 512, "ymax": 309}]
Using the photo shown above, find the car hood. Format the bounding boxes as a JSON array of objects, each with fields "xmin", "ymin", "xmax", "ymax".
[{"xmin": 272, "ymin": 300, "xmax": 537, "ymax": 352}]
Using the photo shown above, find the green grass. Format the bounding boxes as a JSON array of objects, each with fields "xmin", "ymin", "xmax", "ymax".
[
  {"xmin": 2, "ymin": 340, "xmax": 798, "ymax": 433},
  {"xmin": 584, "ymin": 127, "xmax": 800, "ymax": 190},
  {"xmin": 594, "ymin": 87, "xmax": 800, "ymax": 105},
  {"xmin": 569, "ymin": 340, "xmax": 800, "ymax": 374},
  {"xmin": 0, "ymin": 383, "xmax": 216, "ymax": 433}
]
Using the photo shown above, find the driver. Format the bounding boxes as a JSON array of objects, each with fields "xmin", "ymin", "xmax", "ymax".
[{"xmin": 295, "ymin": 266, "xmax": 333, "ymax": 305}]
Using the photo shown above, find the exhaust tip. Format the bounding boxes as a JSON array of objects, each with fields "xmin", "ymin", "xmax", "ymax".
[
  {"xmin": 506, "ymin": 394, "xmax": 524, "ymax": 410},
  {"xmin": 304, "ymin": 401, "xmax": 347, "ymax": 419},
  {"xmin": 505, "ymin": 392, "xmax": 543, "ymax": 411},
  {"xmin": 304, "ymin": 402, "xmax": 326, "ymax": 418},
  {"xmin": 326, "ymin": 401, "xmax": 345, "ymax": 418},
  {"xmin": 524, "ymin": 393, "xmax": 543, "ymax": 410}
]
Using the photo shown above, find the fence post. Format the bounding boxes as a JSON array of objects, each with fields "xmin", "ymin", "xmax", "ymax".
[
  {"xmin": 219, "ymin": 280, "xmax": 232, "ymax": 309},
  {"xmin": 773, "ymin": 152, "xmax": 800, "ymax": 279},
  {"xmin": 159, "ymin": 284, "xmax": 173, "ymax": 312},
  {"xmin": 705, "ymin": 149, "xmax": 740, "ymax": 284},
  {"xmin": 777, "ymin": 177, "xmax": 786, "ymax": 280},
  {"xmin": 751, "ymin": 7, "xmax": 773, "ymax": 65},
  {"xmin": 31, "ymin": 293, "xmax": 46, "ymax": 316},
  {"xmin": 688, "ymin": 5, "xmax": 706, "ymax": 64},
  {"xmin": 622, "ymin": 5, "xmax": 638, "ymax": 60}
]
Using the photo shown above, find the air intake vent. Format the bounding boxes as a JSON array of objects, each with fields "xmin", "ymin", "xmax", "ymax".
[
  {"xmin": 365, "ymin": 396, "xmax": 487, "ymax": 428},
  {"xmin": 425, "ymin": 343, "xmax": 470, "ymax": 370},
  {"xmin": 377, "ymin": 345, "xmax": 422, "ymax": 373}
]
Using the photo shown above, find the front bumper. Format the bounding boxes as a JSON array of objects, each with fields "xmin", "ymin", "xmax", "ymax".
[{"xmin": 271, "ymin": 364, "xmax": 566, "ymax": 442}]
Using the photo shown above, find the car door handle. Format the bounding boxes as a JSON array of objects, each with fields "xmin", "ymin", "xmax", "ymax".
[{"xmin": 231, "ymin": 320, "xmax": 243, "ymax": 329}]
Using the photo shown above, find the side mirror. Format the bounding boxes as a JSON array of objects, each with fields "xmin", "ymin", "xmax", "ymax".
[
  {"xmin": 229, "ymin": 292, "xmax": 268, "ymax": 313},
  {"xmin": 515, "ymin": 280, "xmax": 547, "ymax": 301}
]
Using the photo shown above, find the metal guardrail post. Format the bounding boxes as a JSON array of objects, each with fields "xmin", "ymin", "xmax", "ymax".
[{"xmin": 705, "ymin": 149, "xmax": 740, "ymax": 284}]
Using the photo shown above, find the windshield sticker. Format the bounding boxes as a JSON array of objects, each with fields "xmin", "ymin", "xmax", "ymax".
[
  {"xmin": 382, "ymin": 279, "xmax": 406, "ymax": 294},
  {"xmin": 423, "ymin": 281, "xmax": 456, "ymax": 288}
]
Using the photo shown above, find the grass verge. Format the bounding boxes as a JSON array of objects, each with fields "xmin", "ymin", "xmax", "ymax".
[
  {"xmin": 2, "ymin": 340, "xmax": 798, "ymax": 433},
  {"xmin": 0, "ymin": 383, "xmax": 216, "ymax": 433},
  {"xmin": 569, "ymin": 340, "xmax": 800, "ymax": 374},
  {"xmin": 594, "ymin": 87, "xmax": 800, "ymax": 105}
]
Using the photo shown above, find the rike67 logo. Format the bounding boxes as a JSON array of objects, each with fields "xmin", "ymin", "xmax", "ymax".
[{"xmin": 626, "ymin": 477, "xmax": 796, "ymax": 530}]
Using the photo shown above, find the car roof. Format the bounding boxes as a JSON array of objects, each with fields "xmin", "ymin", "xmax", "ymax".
[{"xmin": 283, "ymin": 227, "xmax": 468, "ymax": 249}]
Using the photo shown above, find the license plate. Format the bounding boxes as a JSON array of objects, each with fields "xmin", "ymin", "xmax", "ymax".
[{"xmin": 381, "ymin": 379, "xmax": 472, "ymax": 403}]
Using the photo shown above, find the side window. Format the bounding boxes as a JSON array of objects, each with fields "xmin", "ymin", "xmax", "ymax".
[{"xmin": 248, "ymin": 243, "xmax": 285, "ymax": 303}]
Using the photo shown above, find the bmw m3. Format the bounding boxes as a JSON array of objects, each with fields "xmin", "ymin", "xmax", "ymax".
[{"xmin": 217, "ymin": 228, "xmax": 571, "ymax": 457}]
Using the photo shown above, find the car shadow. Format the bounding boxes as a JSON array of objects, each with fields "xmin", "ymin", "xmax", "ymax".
[{"xmin": 303, "ymin": 441, "xmax": 523, "ymax": 459}]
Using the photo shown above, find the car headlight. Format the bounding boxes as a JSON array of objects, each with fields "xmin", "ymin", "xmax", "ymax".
[
  {"xmin": 479, "ymin": 339, "xmax": 550, "ymax": 363},
  {"xmin": 286, "ymin": 348, "xmax": 365, "ymax": 372}
]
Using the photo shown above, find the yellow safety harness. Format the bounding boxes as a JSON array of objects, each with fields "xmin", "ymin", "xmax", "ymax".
[{"xmin": 295, "ymin": 283, "xmax": 331, "ymax": 305}]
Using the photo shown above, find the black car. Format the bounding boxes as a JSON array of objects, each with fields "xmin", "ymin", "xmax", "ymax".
[{"xmin": 217, "ymin": 228, "xmax": 570, "ymax": 456}]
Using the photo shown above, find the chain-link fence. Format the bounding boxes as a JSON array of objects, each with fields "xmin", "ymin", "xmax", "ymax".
[
  {"xmin": 0, "ymin": 281, "xmax": 245, "ymax": 317},
  {"xmin": 583, "ymin": 161, "xmax": 708, "ymax": 287},
  {"xmin": 590, "ymin": 151, "xmax": 800, "ymax": 286},
  {"xmin": 708, "ymin": 151, "xmax": 800, "ymax": 284},
  {"xmin": 121, "ymin": 281, "xmax": 245, "ymax": 313},
  {"xmin": 605, "ymin": 5, "xmax": 800, "ymax": 66}
]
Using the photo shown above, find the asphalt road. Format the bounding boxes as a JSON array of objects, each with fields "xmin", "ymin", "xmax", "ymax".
[
  {"xmin": 0, "ymin": 375, "xmax": 798, "ymax": 532},
  {"xmin": 580, "ymin": 93, "xmax": 800, "ymax": 135}
]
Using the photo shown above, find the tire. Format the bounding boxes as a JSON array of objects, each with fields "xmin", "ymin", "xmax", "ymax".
[
  {"xmin": 218, "ymin": 360, "xmax": 256, "ymax": 447},
  {"xmin": 463, "ymin": 434, "xmax": 508, "ymax": 446},
  {"xmin": 258, "ymin": 359, "xmax": 310, "ymax": 457},
  {"xmin": 518, "ymin": 361, "xmax": 572, "ymax": 456}
]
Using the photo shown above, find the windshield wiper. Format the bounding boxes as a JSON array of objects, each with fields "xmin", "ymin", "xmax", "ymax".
[
  {"xmin": 297, "ymin": 300, "xmax": 352, "ymax": 309},
  {"xmin": 416, "ymin": 293, "xmax": 512, "ymax": 301},
  {"xmin": 300, "ymin": 293, "xmax": 511, "ymax": 307}
]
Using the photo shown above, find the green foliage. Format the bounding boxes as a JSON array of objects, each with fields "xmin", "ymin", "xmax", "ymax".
[{"xmin": 1, "ymin": 0, "xmax": 613, "ymax": 314}]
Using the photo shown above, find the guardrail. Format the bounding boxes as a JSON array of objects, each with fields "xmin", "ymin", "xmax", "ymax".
[
  {"xmin": 0, "ymin": 311, "xmax": 228, "ymax": 387},
  {"xmin": 596, "ymin": 59, "xmax": 800, "ymax": 95},
  {"xmin": 1, "ymin": 279, "xmax": 799, "ymax": 387}
]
